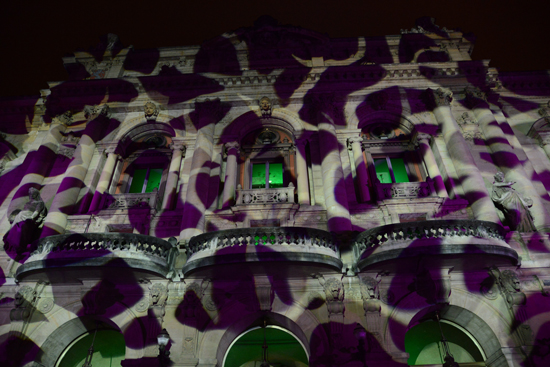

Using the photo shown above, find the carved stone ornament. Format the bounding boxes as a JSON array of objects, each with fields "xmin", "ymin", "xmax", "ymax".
[
  {"xmin": 464, "ymin": 86, "xmax": 487, "ymax": 108},
  {"xmin": 480, "ymin": 276, "xmax": 499, "ymax": 300},
  {"xmin": 500, "ymin": 270, "xmax": 526, "ymax": 308},
  {"xmin": 144, "ymin": 101, "xmax": 160, "ymax": 120},
  {"xmin": 150, "ymin": 283, "xmax": 168, "ymax": 308},
  {"xmin": 434, "ymin": 88, "xmax": 453, "ymax": 107},
  {"xmin": 314, "ymin": 274, "xmax": 344, "ymax": 315},
  {"xmin": 463, "ymin": 131, "xmax": 484, "ymax": 143},
  {"xmin": 54, "ymin": 111, "xmax": 73, "ymax": 126},
  {"xmin": 379, "ymin": 289, "xmax": 395, "ymax": 305},
  {"xmin": 57, "ymin": 146, "xmax": 76, "ymax": 159},
  {"xmin": 134, "ymin": 299, "xmax": 149, "ymax": 313},
  {"xmin": 10, "ymin": 286, "xmax": 37, "ymax": 321},
  {"xmin": 360, "ymin": 276, "xmax": 381, "ymax": 314},
  {"xmin": 457, "ymin": 112, "xmax": 477, "ymax": 125},
  {"xmin": 37, "ymin": 298, "xmax": 54, "ymax": 314},
  {"xmin": 259, "ymin": 96, "xmax": 272, "ymax": 118},
  {"xmin": 84, "ymin": 104, "xmax": 111, "ymax": 120}
]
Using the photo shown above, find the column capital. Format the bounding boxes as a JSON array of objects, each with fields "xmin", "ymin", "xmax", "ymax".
[
  {"xmin": 169, "ymin": 141, "xmax": 186, "ymax": 152},
  {"xmin": 224, "ymin": 141, "xmax": 240, "ymax": 154},
  {"xmin": 414, "ymin": 133, "xmax": 432, "ymax": 144},
  {"xmin": 423, "ymin": 88, "xmax": 452, "ymax": 109},
  {"xmin": 347, "ymin": 136, "xmax": 364, "ymax": 148}
]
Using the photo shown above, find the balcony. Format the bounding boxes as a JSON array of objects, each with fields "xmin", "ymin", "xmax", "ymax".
[
  {"xmin": 235, "ymin": 184, "xmax": 295, "ymax": 205},
  {"xmin": 15, "ymin": 233, "xmax": 177, "ymax": 282},
  {"xmin": 352, "ymin": 220, "xmax": 518, "ymax": 271},
  {"xmin": 375, "ymin": 180, "xmax": 435, "ymax": 200},
  {"xmin": 183, "ymin": 227, "xmax": 341, "ymax": 275}
]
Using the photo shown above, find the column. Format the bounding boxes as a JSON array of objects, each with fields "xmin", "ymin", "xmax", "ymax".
[
  {"xmin": 538, "ymin": 133, "xmax": 550, "ymax": 162},
  {"xmin": 467, "ymin": 90, "xmax": 550, "ymax": 230},
  {"xmin": 8, "ymin": 120, "xmax": 67, "ymax": 214},
  {"xmin": 162, "ymin": 142, "xmax": 186, "ymax": 210},
  {"xmin": 415, "ymin": 133, "xmax": 448, "ymax": 197},
  {"xmin": 41, "ymin": 107, "xmax": 111, "ymax": 237},
  {"xmin": 221, "ymin": 141, "xmax": 239, "ymax": 209},
  {"xmin": 89, "ymin": 146, "xmax": 119, "ymax": 212},
  {"xmin": 347, "ymin": 137, "xmax": 371, "ymax": 202},
  {"xmin": 319, "ymin": 121, "xmax": 352, "ymax": 232},
  {"xmin": 179, "ymin": 100, "xmax": 221, "ymax": 240},
  {"xmin": 428, "ymin": 88, "xmax": 499, "ymax": 223},
  {"xmin": 295, "ymin": 140, "xmax": 311, "ymax": 205}
]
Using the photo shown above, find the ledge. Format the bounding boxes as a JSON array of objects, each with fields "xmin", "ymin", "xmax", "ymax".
[
  {"xmin": 15, "ymin": 233, "xmax": 176, "ymax": 281},
  {"xmin": 183, "ymin": 227, "xmax": 342, "ymax": 275},
  {"xmin": 352, "ymin": 220, "xmax": 518, "ymax": 271}
]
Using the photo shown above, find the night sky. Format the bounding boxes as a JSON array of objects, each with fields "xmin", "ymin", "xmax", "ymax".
[{"xmin": 1, "ymin": 0, "xmax": 549, "ymax": 98}]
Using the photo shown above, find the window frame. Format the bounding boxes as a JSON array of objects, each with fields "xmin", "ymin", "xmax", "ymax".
[
  {"xmin": 127, "ymin": 167, "xmax": 164, "ymax": 194},
  {"xmin": 250, "ymin": 159, "xmax": 285, "ymax": 189}
]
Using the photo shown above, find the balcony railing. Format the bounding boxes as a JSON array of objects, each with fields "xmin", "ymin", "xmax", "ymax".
[
  {"xmin": 352, "ymin": 219, "xmax": 517, "ymax": 270},
  {"xmin": 375, "ymin": 180, "xmax": 435, "ymax": 200},
  {"xmin": 16, "ymin": 233, "xmax": 177, "ymax": 280},
  {"xmin": 183, "ymin": 226, "xmax": 341, "ymax": 274},
  {"xmin": 235, "ymin": 184, "xmax": 295, "ymax": 205},
  {"xmin": 101, "ymin": 189, "xmax": 161, "ymax": 211}
]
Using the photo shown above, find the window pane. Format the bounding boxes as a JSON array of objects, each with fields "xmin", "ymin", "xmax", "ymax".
[
  {"xmin": 391, "ymin": 158, "xmax": 410, "ymax": 183},
  {"xmin": 268, "ymin": 162, "xmax": 283, "ymax": 188},
  {"xmin": 129, "ymin": 169, "xmax": 147, "ymax": 193},
  {"xmin": 251, "ymin": 163, "xmax": 266, "ymax": 188},
  {"xmin": 374, "ymin": 158, "xmax": 392, "ymax": 183},
  {"xmin": 145, "ymin": 169, "xmax": 163, "ymax": 193}
]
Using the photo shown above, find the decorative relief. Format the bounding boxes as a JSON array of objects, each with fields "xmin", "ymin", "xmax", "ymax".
[
  {"xmin": 375, "ymin": 181, "xmax": 434, "ymax": 200},
  {"xmin": 53, "ymin": 111, "xmax": 74, "ymax": 126},
  {"xmin": 61, "ymin": 133, "xmax": 80, "ymax": 144},
  {"xmin": 491, "ymin": 171, "xmax": 535, "ymax": 232},
  {"xmin": 236, "ymin": 183, "xmax": 295, "ymax": 205},
  {"xmin": 10, "ymin": 286, "xmax": 37, "ymax": 321},
  {"xmin": 314, "ymin": 274, "xmax": 344, "ymax": 315},
  {"xmin": 360, "ymin": 276, "xmax": 381, "ymax": 313},
  {"xmin": 57, "ymin": 145, "xmax": 76, "ymax": 159},
  {"xmin": 462, "ymin": 131, "xmax": 484, "ymax": 143},
  {"xmin": 84, "ymin": 104, "xmax": 111, "ymax": 120},
  {"xmin": 37, "ymin": 298, "xmax": 54, "ymax": 314},
  {"xmin": 259, "ymin": 96, "xmax": 272, "ymax": 118},
  {"xmin": 457, "ymin": 112, "xmax": 477, "ymax": 126},
  {"xmin": 144, "ymin": 101, "xmax": 160, "ymax": 120}
]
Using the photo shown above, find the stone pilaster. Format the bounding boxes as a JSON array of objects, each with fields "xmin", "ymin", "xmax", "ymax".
[
  {"xmin": 162, "ymin": 141, "xmax": 186, "ymax": 210},
  {"xmin": 295, "ymin": 139, "xmax": 311, "ymax": 205},
  {"xmin": 425, "ymin": 87, "xmax": 499, "ymax": 222},
  {"xmin": 414, "ymin": 133, "xmax": 448, "ymax": 197},
  {"xmin": 89, "ymin": 146, "xmax": 119, "ymax": 212},
  {"xmin": 347, "ymin": 136, "xmax": 371, "ymax": 202},
  {"xmin": 221, "ymin": 141, "xmax": 239, "ymax": 209}
]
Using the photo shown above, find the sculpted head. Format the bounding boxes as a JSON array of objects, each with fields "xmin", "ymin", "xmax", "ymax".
[
  {"xmin": 259, "ymin": 97, "xmax": 271, "ymax": 111},
  {"xmin": 494, "ymin": 171, "xmax": 505, "ymax": 183},
  {"xmin": 28, "ymin": 187, "xmax": 41, "ymax": 201},
  {"xmin": 325, "ymin": 278, "xmax": 342, "ymax": 300},
  {"xmin": 502, "ymin": 270, "xmax": 521, "ymax": 292},
  {"xmin": 144, "ymin": 102, "xmax": 159, "ymax": 118}
]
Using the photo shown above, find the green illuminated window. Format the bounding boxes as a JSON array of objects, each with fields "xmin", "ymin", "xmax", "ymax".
[
  {"xmin": 128, "ymin": 168, "xmax": 163, "ymax": 193},
  {"xmin": 251, "ymin": 162, "xmax": 283, "ymax": 188},
  {"xmin": 374, "ymin": 157, "xmax": 410, "ymax": 183}
]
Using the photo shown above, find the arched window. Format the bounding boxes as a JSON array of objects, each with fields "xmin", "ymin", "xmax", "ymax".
[
  {"xmin": 223, "ymin": 325, "xmax": 309, "ymax": 367},
  {"xmin": 56, "ymin": 329, "xmax": 125, "ymax": 367},
  {"xmin": 405, "ymin": 320, "xmax": 485, "ymax": 366},
  {"xmin": 234, "ymin": 126, "xmax": 298, "ymax": 206}
]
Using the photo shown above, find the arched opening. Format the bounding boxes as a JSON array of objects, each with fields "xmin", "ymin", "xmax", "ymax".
[
  {"xmin": 223, "ymin": 325, "xmax": 309, "ymax": 367},
  {"xmin": 405, "ymin": 319, "xmax": 485, "ymax": 366},
  {"xmin": 56, "ymin": 329, "xmax": 125, "ymax": 367}
]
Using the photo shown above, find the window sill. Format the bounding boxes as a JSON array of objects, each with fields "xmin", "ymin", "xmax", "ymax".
[
  {"xmin": 375, "ymin": 181, "xmax": 435, "ymax": 200},
  {"xmin": 236, "ymin": 185, "xmax": 295, "ymax": 205}
]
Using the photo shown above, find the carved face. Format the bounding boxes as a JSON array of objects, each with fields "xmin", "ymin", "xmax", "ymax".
[
  {"xmin": 28, "ymin": 188, "xmax": 40, "ymax": 201},
  {"xmin": 144, "ymin": 103, "xmax": 157, "ymax": 117},
  {"xmin": 494, "ymin": 172, "xmax": 505, "ymax": 183},
  {"xmin": 260, "ymin": 97, "xmax": 271, "ymax": 111}
]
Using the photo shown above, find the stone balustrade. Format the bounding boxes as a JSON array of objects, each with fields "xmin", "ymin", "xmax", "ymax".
[
  {"xmin": 183, "ymin": 226, "xmax": 341, "ymax": 274},
  {"xmin": 16, "ymin": 233, "xmax": 177, "ymax": 281},
  {"xmin": 102, "ymin": 189, "xmax": 161, "ymax": 211},
  {"xmin": 352, "ymin": 219, "xmax": 517, "ymax": 270},
  {"xmin": 236, "ymin": 184, "xmax": 295, "ymax": 205},
  {"xmin": 375, "ymin": 180, "xmax": 435, "ymax": 200}
]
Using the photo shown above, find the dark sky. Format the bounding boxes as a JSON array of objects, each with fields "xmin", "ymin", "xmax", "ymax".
[{"xmin": 1, "ymin": 0, "xmax": 549, "ymax": 98}]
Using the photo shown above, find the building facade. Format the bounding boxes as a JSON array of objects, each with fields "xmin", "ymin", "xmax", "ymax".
[{"xmin": 1, "ymin": 16, "xmax": 550, "ymax": 367}]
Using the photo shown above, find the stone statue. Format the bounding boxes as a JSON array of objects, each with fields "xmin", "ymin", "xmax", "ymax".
[
  {"xmin": 324, "ymin": 277, "xmax": 344, "ymax": 302},
  {"xmin": 150, "ymin": 283, "xmax": 168, "ymax": 308},
  {"xmin": 360, "ymin": 277, "xmax": 381, "ymax": 313},
  {"xmin": 491, "ymin": 171, "xmax": 535, "ymax": 232},
  {"xmin": 144, "ymin": 102, "xmax": 160, "ymax": 120},
  {"xmin": 259, "ymin": 96, "xmax": 272, "ymax": 118},
  {"xmin": 3, "ymin": 188, "xmax": 48, "ymax": 260}
]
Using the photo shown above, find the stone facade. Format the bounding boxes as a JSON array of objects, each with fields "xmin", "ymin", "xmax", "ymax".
[{"xmin": 1, "ymin": 16, "xmax": 550, "ymax": 367}]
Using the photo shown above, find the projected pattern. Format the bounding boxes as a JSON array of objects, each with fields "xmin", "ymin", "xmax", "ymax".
[{"xmin": 1, "ymin": 16, "xmax": 550, "ymax": 367}]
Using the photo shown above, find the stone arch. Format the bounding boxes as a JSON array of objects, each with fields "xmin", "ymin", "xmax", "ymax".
[
  {"xmin": 211, "ymin": 310, "xmax": 312, "ymax": 366},
  {"xmin": 114, "ymin": 115, "xmax": 182, "ymax": 142},
  {"xmin": 219, "ymin": 109, "xmax": 306, "ymax": 143},
  {"xmin": 30, "ymin": 301, "xmax": 146, "ymax": 367},
  {"xmin": 386, "ymin": 289, "xmax": 510, "ymax": 367}
]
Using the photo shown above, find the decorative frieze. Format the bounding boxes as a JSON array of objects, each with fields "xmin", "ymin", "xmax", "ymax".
[
  {"xmin": 236, "ymin": 184, "xmax": 295, "ymax": 205},
  {"xmin": 375, "ymin": 181, "xmax": 435, "ymax": 200}
]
